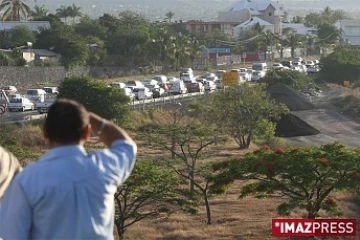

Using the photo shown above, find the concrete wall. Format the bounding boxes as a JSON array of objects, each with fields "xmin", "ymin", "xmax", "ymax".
[{"xmin": 0, "ymin": 66, "xmax": 146, "ymax": 91}]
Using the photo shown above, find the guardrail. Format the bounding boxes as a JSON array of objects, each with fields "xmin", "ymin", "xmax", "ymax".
[{"xmin": 130, "ymin": 91, "xmax": 210, "ymax": 110}]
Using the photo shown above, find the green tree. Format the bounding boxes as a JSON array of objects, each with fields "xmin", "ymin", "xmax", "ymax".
[
  {"xmin": 262, "ymin": 69, "xmax": 315, "ymax": 90},
  {"xmin": 67, "ymin": 4, "xmax": 82, "ymax": 23},
  {"xmin": 285, "ymin": 32, "xmax": 302, "ymax": 58},
  {"xmin": 10, "ymin": 24, "xmax": 34, "ymax": 47},
  {"xmin": 188, "ymin": 37, "xmax": 205, "ymax": 69},
  {"xmin": 318, "ymin": 45, "xmax": 360, "ymax": 83},
  {"xmin": 55, "ymin": 5, "xmax": 71, "ymax": 23},
  {"xmin": 57, "ymin": 76, "xmax": 131, "ymax": 123},
  {"xmin": 260, "ymin": 30, "xmax": 277, "ymax": 61},
  {"xmin": 142, "ymin": 107, "xmax": 225, "ymax": 224},
  {"xmin": 211, "ymin": 143, "xmax": 360, "ymax": 219},
  {"xmin": 58, "ymin": 40, "xmax": 89, "ymax": 68},
  {"xmin": 317, "ymin": 22, "xmax": 340, "ymax": 44},
  {"xmin": 74, "ymin": 16, "xmax": 108, "ymax": 40},
  {"xmin": 0, "ymin": 0, "xmax": 30, "ymax": 21},
  {"xmin": 292, "ymin": 16, "xmax": 304, "ymax": 23},
  {"xmin": 171, "ymin": 34, "xmax": 189, "ymax": 70},
  {"xmin": 209, "ymin": 84, "xmax": 289, "ymax": 149},
  {"xmin": 86, "ymin": 36, "xmax": 108, "ymax": 66},
  {"xmin": 165, "ymin": 11, "xmax": 174, "ymax": 23},
  {"xmin": 114, "ymin": 160, "xmax": 196, "ymax": 240},
  {"xmin": 149, "ymin": 26, "xmax": 174, "ymax": 69},
  {"xmin": 0, "ymin": 50, "xmax": 13, "ymax": 65},
  {"xmin": 30, "ymin": 5, "xmax": 48, "ymax": 19}
]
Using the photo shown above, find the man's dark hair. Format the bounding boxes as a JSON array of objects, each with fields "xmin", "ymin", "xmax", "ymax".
[{"xmin": 44, "ymin": 99, "xmax": 89, "ymax": 144}]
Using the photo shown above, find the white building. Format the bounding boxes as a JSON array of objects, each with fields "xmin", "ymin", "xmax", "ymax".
[
  {"xmin": 282, "ymin": 23, "xmax": 317, "ymax": 36},
  {"xmin": 218, "ymin": 0, "xmax": 285, "ymax": 37},
  {"xmin": 233, "ymin": 17, "xmax": 274, "ymax": 37},
  {"xmin": 335, "ymin": 20, "xmax": 360, "ymax": 46}
]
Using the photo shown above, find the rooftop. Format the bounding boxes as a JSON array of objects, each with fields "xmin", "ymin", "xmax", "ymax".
[
  {"xmin": 225, "ymin": 0, "xmax": 284, "ymax": 16},
  {"xmin": 235, "ymin": 17, "xmax": 273, "ymax": 28}
]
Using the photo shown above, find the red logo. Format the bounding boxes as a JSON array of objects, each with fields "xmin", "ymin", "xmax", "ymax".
[{"xmin": 272, "ymin": 218, "xmax": 356, "ymax": 237}]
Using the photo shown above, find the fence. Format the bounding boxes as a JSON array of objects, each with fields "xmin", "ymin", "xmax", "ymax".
[{"xmin": 131, "ymin": 91, "xmax": 209, "ymax": 110}]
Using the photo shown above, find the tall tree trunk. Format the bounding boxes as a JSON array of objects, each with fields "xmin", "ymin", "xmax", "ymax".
[
  {"xmin": 116, "ymin": 221, "xmax": 125, "ymax": 240},
  {"xmin": 171, "ymin": 137, "xmax": 176, "ymax": 159},
  {"xmin": 203, "ymin": 190, "xmax": 212, "ymax": 224}
]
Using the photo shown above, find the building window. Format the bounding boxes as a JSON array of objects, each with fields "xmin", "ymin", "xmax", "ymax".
[{"xmin": 269, "ymin": 12, "xmax": 272, "ymax": 16}]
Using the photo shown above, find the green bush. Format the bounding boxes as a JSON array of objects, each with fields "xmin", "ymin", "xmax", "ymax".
[
  {"xmin": 57, "ymin": 75, "xmax": 131, "ymax": 123},
  {"xmin": 319, "ymin": 45, "xmax": 360, "ymax": 84},
  {"xmin": 261, "ymin": 69, "xmax": 315, "ymax": 90}
]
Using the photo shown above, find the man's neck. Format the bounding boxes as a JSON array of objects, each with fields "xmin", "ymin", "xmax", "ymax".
[{"xmin": 48, "ymin": 141, "xmax": 83, "ymax": 149}]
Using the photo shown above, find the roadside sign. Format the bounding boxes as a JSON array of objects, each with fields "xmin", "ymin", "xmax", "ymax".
[
  {"xmin": 242, "ymin": 52, "xmax": 247, "ymax": 59},
  {"xmin": 0, "ymin": 104, "xmax": 5, "ymax": 114},
  {"xmin": 222, "ymin": 72, "xmax": 239, "ymax": 86},
  {"xmin": 344, "ymin": 81, "xmax": 350, "ymax": 87}
]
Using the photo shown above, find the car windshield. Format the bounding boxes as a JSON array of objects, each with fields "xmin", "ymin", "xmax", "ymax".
[
  {"xmin": 26, "ymin": 90, "xmax": 39, "ymax": 95},
  {"xmin": 10, "ymin": 98, "xmax": 22, "ymax": 103},
  {"xmin": 2, "ymin": 86, "xmax": 10, "ymax": 90},
  {"xmin": 252, "ymin": 66, "xmax": 263, "ymax": 71}
]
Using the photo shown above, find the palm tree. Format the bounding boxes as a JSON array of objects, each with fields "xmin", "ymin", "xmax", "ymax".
[
  {"xmin": 0, "ymin": 0, "xmax": 31, "ymax": 21},
  {"xmin": 260, "ymin": 30, "xmax": 277, "ymax": 61},
  {"xmin": 286, "ymin": 33, "xmax": 302, "ymax": 58},
  {"xmin": 68, "ymin": 4, "xmax": 82, "ymax": 23},
  {"xmin": 253, "ymin": 22, "xmax": 265, "ymax": 34},
  {"xmin": 56, "ymin": 5, "xmax": 71, "ymax": 23},
  {"xmin": 170, "ymin": 34, "xmax": 189, "ymax": 71},
  {"xmin": 188, "ymin": 37, "xmax": 205, "ymax": 69},
  {"xmin": 165, "ymin": 11, "xmax": 174, "ymax": 23},
  {"xmin": 305, "ymin": 35, "xmax": 315, "ymax": 55},
  {"xmin": 150, "ymin": 26, "xmax": 174, "ymax": 69},
  {"xmin": 30, "ymin": 5, "xmax": 48, "ymax": 19}
]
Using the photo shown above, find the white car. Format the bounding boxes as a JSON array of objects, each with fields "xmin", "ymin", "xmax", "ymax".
[
  {"xmin": 133, "ymin": 87, "xmax": 153, "ymax": 100},
  {"xmin": 206, "ymin": 75, "xmax": 219, "ymax": 82},
  {"xmin": 240, "ymin": 72, "xmax": 251, "ymax": 81},
  {"xmin": 251, "ymin": 71, "xmax": 266, "ymax": 81},
  {"xmin": 214, "ymin": 79, "xmax": 222, "ymax": 89},
  {"xmin": 142, "ymin": 79, "xmax": 158, "ymax": 86},
  {"xmin": 8, "ymin": 97, "xmax": 34, "ymax": 112},
  {"xmin": 1, "ymin": 85, "xmax": 18, "ymax": 95},
  {"xmin": 273, "ymin": 63, "xmax": 283, "ymax": 70},
  {"xmin": 204, "ymin": 80, "xmax": 216, "ymax": 91}
]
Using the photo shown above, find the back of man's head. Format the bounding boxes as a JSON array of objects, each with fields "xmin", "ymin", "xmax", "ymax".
[{"xmin": 44, "ymin": 99, "xmax": 89, "ymax": 144}]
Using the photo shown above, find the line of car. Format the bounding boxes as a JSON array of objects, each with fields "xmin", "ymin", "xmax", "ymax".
[{"xmin": 0, "ymin": 86, "xmax": 58, "ymax": 113}]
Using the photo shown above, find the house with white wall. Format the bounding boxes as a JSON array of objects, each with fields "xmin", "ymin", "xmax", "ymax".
[
  {"xmin": 282, "ymin": 23, "xmax": 317, "ymax": 36},
  {"xmin": 218, "ymin": 0, "xmax": 284, "ymax": 37},
  {"xmin": 335, "ymin": 20, "xmax": 360, "ymax": 46},
  {"xmin": 233, "ymin": 17, "xmax": 274, "ymax": 37}
]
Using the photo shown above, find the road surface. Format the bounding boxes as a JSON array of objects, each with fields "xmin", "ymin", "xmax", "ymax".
[{"xmin": 286, "ymin": 86, "xmax": 360, "ymax": 149}]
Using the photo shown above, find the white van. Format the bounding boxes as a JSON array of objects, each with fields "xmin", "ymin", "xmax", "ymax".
[
  {"xmin": 252, "ymin": 62, "xmax": 268, "ymax": 72},
  {"xmin": 169, "ymin": 80, "xmax": 187, "ymax": 95},
  {"xmin": 25, "ymin": 89, "xmax": 46, "ymax": 103}
]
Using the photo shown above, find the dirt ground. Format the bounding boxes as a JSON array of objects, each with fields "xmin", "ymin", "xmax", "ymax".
[{"xmin": 111, "ymin": 138, "xmax": 360, "ymax": 240}]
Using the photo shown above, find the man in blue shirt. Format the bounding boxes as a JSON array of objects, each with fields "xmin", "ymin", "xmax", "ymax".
[{"xmin": 0, "ymin": 99, "xmax": 137, "ymax": 240}]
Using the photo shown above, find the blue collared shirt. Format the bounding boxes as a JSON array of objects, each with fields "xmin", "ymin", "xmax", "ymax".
[{"xmin": 0, "ymin": 139, "xmax": 137, "ymax": 240}]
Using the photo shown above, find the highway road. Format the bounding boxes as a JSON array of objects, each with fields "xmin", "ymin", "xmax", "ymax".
[{"xmin": 2, "ymin": 91, "xmax": 209, "ymax": 123}]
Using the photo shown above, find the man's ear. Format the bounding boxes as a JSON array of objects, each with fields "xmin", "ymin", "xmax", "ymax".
[{"xmin": 83, "ymin": 124, "xmax": 91, "ymax": 142}]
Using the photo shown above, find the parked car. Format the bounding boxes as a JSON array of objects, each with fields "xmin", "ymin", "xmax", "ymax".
[
  {"xmin": 251, "ymin": 71, "xmax": 266, "ymax": 81},
  {"xmin": 204, "ymin": 80, "xmax": 216, "ymax": 91},
  {"xmin": 152, "ymin": 87, "xmax": 166, "ymax": 98},
  {"xmin": 188, "ymin": 82, "xmax": 204, "ymax": 93},
  {"xmin": 8, "ymin": 97, "xmax": 34, "ymax": 112},
  {"xmin": 25, "ymin": 89, "xmax": 46, "ymax": 103},
  {"xmin": 123, "ymin": 88, "xmax": 135, "ymax": 101},
  {"xmin": 214, "ymin": 79, "xmax": 222, "ymax": 89},
  {"xmin": 169, "ymin": 80, "xmax": 187, "ymax": 94},
  {"xmin": 306, "ymin": 61, "xmax": 315, "ymax": 66},
  {"xmin": 1, "ymin": 86, "xmax": 17, "ymax": 95},
  {"xmin": 142, "ymin": 79, "xmax": 158, "ymax": 85},
  {"xmin": 133, "ymin": 87, "xmax": 153, "ymax": 100},
  {"xmin": 43, "ymin": 87, "xmax": 59, "ymax": 94},
  {"xmin": 206, "ymin": 75, "xmax": 219, "ymax": 82},
  {"xmin": 215, "ymin": 70, "xmax": 226, "ymax": 79},
  {"xmin": 307, "ymin": 65, "xmax": 320, "ymax": 75},
  {"xmin": 239, "ymin": 72, "xmax": 251, "ymax": 81},
  {"xmin": 126, "ymin": 80, "xmax": 143, "ymax": 87},
  {"xmin": 196, "ymin": 77, "xmax": 207, "ymax": 84},
  {"xmin": 273, "ymin": 63, "xmax": 283, "ymax": 70},
  {"xmin": 153, "ymin": 75, "xmax": 168, "ymax": 85},
  {"xmin": 239, "ymin": 68, "xmax": 247, "ymax": 73}
]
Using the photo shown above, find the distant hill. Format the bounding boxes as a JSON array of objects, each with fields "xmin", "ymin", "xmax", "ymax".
[{"xmin": 27, "ymin": 0, "xmax": 360, "ymax": 21}]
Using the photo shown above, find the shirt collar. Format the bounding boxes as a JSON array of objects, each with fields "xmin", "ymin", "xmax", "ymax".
[{"xmin": 39, "ymin": 145, "xmax": 88, "ymax": 162}]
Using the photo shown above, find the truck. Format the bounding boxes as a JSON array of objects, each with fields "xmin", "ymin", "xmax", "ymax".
[{"xmin": 36, "ymin": 93, "xmax": 57, "ymax": 114}]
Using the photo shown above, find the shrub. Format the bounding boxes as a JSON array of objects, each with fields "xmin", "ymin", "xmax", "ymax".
[
  {"xmin": 57, "ymin": 75, "xmax": 131, "ymax": 123},
  {"xmin": 261, "ymin": 69, "xmax": 315, "ymax": 90}
]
